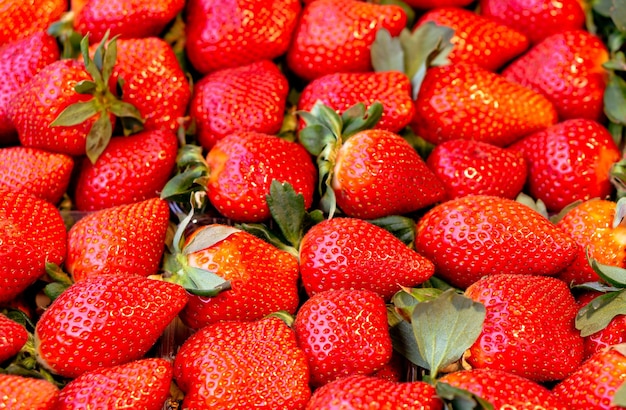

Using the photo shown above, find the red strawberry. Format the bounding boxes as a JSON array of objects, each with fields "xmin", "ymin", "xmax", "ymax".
[
  {"xmin": 415, "ymin": 7, "xmax": 530, "ymax": 72},
  {"xmin": 403, "ymin": 0, "xmax": 472, "ymax": 8},
  {"xmin": 464, "ymin": 274, "xmax": 584, "ymax": 382},
  {"xmin": 415, "ymin": 195, "xmax": 578, "ymax": 289},
  {"xmin": 0, "ymin": 188, "xmax": 67, "ymax": 303},
  {"xmin": 73, "ymin": 129, "xmax": 178, "ymax": 211},
  {"xmin": 0, "ymin": 0, "xmax": 66, "ymax": 46},
  {"xmin": 412, "ymin": 63, "xmax": 558, "ymax": 147},
  {"xmin": 299, "ymin": 217, "xmax": 435, "ymax": 300},
  {"xmin": 206, "ymin": 132, "xmax": 317, "ymax": 223},
  {"xmin": 56, "ymin": 358, "xmax": 173, "ymax": 410},
  {"xmin": 426, "ymin": 139, "xmax": 527, "ymax": 200},
  {"xmin": 34, "ymin": 275, "xmax": 188, "ymax": 378},
  {"xmin": 0, "ymin": 146, "xmax": 74, "ymax": 205},
  {"xmin": 185, "ymin": 0, "xmax": 301, "ymax": 74},
  {"xmin": 0, "ymin": 313, "xmax": 28, "ymax": 363},
  {"xmin": 286, "ymin": 0, "xmax": 407, "ymax": 81},
  {"xmin": 576, "ymin": 291, "xmax": 626, "ymax": 360},
  {"xmin": 173, "ymin": 316, "xmax": 311, "ymax": 409},
  {"xmin": 0, "ymin": 374, "xmax": 59, "ymax": 410},
  {"xmin": 294, "ymin": 289, "xmax": 393, "ymax": 387},
  {"xmin": 191, "ymin": 60, "xmax": 289, "ymax": 151},
  {"xmin": 305, "ymin": 374, "xmax": 443, "ymax": 410},
  {"xmin": 503, "ymin": 30, "xmax": 609, "ymax": 122},
  {"xmin": 510, "ymin": 119, "xmax": 620, "ymax": 213},
  {"xmin": 65, "ymin": 198, "xmax": 170, "ymax": 282}
]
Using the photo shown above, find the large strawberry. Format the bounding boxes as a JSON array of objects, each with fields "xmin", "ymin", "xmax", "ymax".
[
  {"xmin": 415, "ymin": 195, "xmax": 578, "ymax": 289},
  {"xmin": 0, "ymin": 0, "xmax": 66, "ymax": 46},
  {"xmin": 173, "ymin": 316, "xmax": 311, "ymax": 409},
  {"xmin": 0, "ymin": 313, "xmax": 28, "ymax": 363},
  {"xmin": 0, "ymin": 374, "xmax": 60, "ymax": 410},
  {"xmin": 191, "ymin": 60, "xmax": 289, "ymax": 151},
  {"xmin": 34, "ymin": 275, "xmax": 188, "ymax": 378},
  {"xmin": 185, "ymin": 0, "xmax": 301, "ymax": 74}
]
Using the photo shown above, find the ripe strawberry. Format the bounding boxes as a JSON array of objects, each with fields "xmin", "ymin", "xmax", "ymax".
[
  {"xmin": 426, "ymin": 139, "xmax": 527, "ymax": 200},
  {"xmin": 503, "ymin": 30, "xmax": 609, "ymax": 122},
  {"xmin": 576, "ymin": 290, "xmax": 626, "ymax": 360},
  {"xmin": 191, "ymin": 60, "xmax": 289, "ymax": 151},
  {"xmin": 73, "ymin": 129, "xmax": 178, "ymax": 211},
  {"xmin": 413, "ymin": 63, "xmax": 558, "ymax": 147},
  {"xmin": 34, "ymin": 275, "xmax": 188, "ymax": 378},
  {"xmin": 510, "ymin": 119, "xmax": 620, "ymax": 213},
  {"xmin": 173, "ymin": 316, "xmax": 311, "ymax": 409},
  {"xmin": 465, "ymin": 274, "xmax": 584, "ymax": 382},
  {"xmin": 286, "ymin": 0, "xmax": 407, "ymax": 81},
  {"xmin": 0, "ymin": 188, "xmax": 67, "ymax": 304},
  {"xmin": 206, "ymin": 132, "xmax": 317, "ymax": 223},
  {"xmin": 552, "ymin": 344, "xmax": 626, "ymax": 409},
  {"xmin": 305, "ymin": 374, "xmax": 443, "ymax": 410},
  {"xmin": 0, "ymin": 146, "xmax": 74, "ymax": 205},
  {"xmin": 480, "ymin": 0, "xmax": 586, "ymax": 44},
  {"xmin": 415, "ymin": 7, "xmax": 530, "ymax": 72},
  {"xmin": 185, "ymin": 0, "xmax": 301, "ymax": 74},
  {"xmin": 415, "ymin": 195, "xmax": 578, "ymax": 289},
  {"xmin": 56, "ymin": 358, "xmax": 173, "ymax": 410},
  {"xmin": 65, "ymin": 198, "xmax": 170, "ymax": 282},
  {"xmin": 0, "ymin": 374, "xmax": 59, "ymax": 410},
  {"xmin": 0, "ymin": 313, "xmax": 28, "ymax": 363},
  {"xmin": 0, "ymin": 0, "xmax": 66, "ymax": 46}
]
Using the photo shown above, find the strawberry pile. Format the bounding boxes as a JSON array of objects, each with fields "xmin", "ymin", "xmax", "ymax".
[{"xmin": 1, "ymin": 0, "xmax": 626, "ymax": 409}]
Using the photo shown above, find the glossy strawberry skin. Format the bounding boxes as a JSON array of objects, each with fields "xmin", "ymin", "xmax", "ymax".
[
  {"xmin": 576, "ymin": 291, "xmax": 626, "ymax": 360},
  {"xmin": 510, "ymin": 119, "xmax": 620, "ymax": 213},
  {"xmin": 0, "ymin": 314, "xmax": 28, "ymax": 363},
  {"xmin": 206, "ymin": 132, "xmax": 317, "ymax": 223},
  {"xmin": 299, "ymin": 217, "xmax": 435, "ymax": 300},
  {"xmin": 415, "ymin": 7, "xmax": 529, "ymax": 71},
  {"xmin": 34, "ymin": 275, "xmax": 188, "ymax": 378},
  {"xmin": 465, "ymin": 274, "xmax": 584, "ymax": 382},
  {"xmin": 426, "ymin": 139, "xmax": 527, "ymax": 200},
  {"xmin": 503, "ymin": 30, "xmax": 609, "ymax": 122},
  {"xmin": 191, "ymin": 60, "xmax": 289, "ymax": 151},
  {"xmin": 56, "ymin": 358, "xmax": 173, "ymax": 410},
  {"xmin": 73, "ymin": 129, "xmax": 178, "ymax": 211},
  {"xmin": 0, "ymin": 0, "xmax": 66, "ymax": 46},
  {"xmin": 287, "ymin": 0, "xmax": 407, "ymax": 81},
  {"xmin": 298, "ymin": 71, "xmax": 415, "ymax": 134},
  {"xmin": 66, "ymin": 198, "xmax": 170, "ymax": 282},
  {"xmin": 173, "ymin": 317, "xmax": 311, "ymax": 409},
  {"xmin": 413, "ymin": 63, "xmax": 558, "ymax": 147},
  {"xmin": 415, "ymin": 195, "xmax": 578, "ymax": 289},
  {"xmin": 0, "ymin": 373, "xmax": 60, "ymax": 410},
  {"xmin": 185, "ymin": 0, "xmax": 301, "ymax": 74}
]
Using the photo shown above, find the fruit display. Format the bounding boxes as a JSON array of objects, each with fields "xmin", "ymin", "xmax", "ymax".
[{"xmin": 1, "ymin": 0, "xmax": 626, "ymax": 409}]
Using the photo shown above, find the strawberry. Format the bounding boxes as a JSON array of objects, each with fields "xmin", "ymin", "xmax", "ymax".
[
  {"xmin": 576, "ymin": 290, "xmax": 626, "ymax": 360},
  {"xmin": 294, "ymin": 289, "xmax": 393, "ymax": 387},
  {"xmin": 510, "ymin": 119, "xmax": 620, "ymax": 213},
  {"xmin": 465, "ymin": 274, "xmax": 584, "ymax": 382},
  {"xmin": 185, "ymin": 0, "xmax": 301, "ymax": 74},
  {"xmin": 191, "ymin": 60, "xmax": 289, "ymax": 151},
  {"xmin": 415, "ymin": 7, "xmax": 530, "ymax": 72},
  {"xmin": 65, "ymin": 198, "xmax": 170, "ymax": 282},
  {"xmin": 0, "ymin": 146, "xmax": 74, "ymax": 205},
  {"xmin": 206, "ymin": 132, "xmax": 317, "ymax": 223},
  {"xmin": 0, "ymin": 313, "xmax": 28, "ymax": 363},
  {"xmin": 0, "ymin": 0, "xmax": 66, "ymax": 46},
  {"xmin": 426, "ymin": 139, "xmax": 527, "ymax": 200},
  {"xmin": 299, "ymin": 217, "xmax": 435, "ymax": 300},
  {"xmin": 34, "ymin": 275, "xmax": 188, "ymax": 378},
  {"xmin": 0, "ymin": 374, "xmax": 59, "ymax": 410},
  {"xmin": 0, "ymin": 188, "xmax": 67, "ymax": 304},
  {"xmin": 286, "ymin": 0, "xmax": 407, "ymax": 81},
  {"xmin": 552, "ymin": 344, "xmax": 626, "ymax": 409},
  {"xmin": 56, "ymin": 358, "xmax": 173, "ymax": 410},
  {"xmin": 415, "ymin": 195, "xmax": 578, "ymax": 289},
  {"xmin": 305, "ymin": 374, "xmax": 443, "ymax": 410},
  {"xmin": 403, "ymin": 0, "xmax": 473, "ymax": 8},
  {"xmin": 173, "ymin": 316, "xmax": 311, "ymax": 409},
  {"xmin": 73, "ymin": 129, "xmax": 178, "ymax": 211},
  {"xmin": 503, "ymin": 30, "xmax": 609, "ymax": 122},
  {"xmin": 412, "ymin": 63, "xmax": 558, "ymax": 147},
  {"xmin": 480, "ymin": 0, "xmax": 586, "ymax": 44}
]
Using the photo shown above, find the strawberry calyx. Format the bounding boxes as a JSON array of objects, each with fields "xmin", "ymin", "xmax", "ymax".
[{"xmin": 161, "ymin": 143, "xmax": 210, "ymax": 204}]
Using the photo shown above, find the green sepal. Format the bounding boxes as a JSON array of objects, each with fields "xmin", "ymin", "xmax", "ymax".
[
  {"xmin": 266, "ymin": 180, "xmax": 306, "ymax": 249},
  {"xmin": 587, "ymin": 251, "xmax": 626, "ymax": 287},
  {"xmin": 74, "ymin": 80, "xmax": 97, "ymax": 94},
  {"xmin": 108, "ymin": 100, "xmax": 143, "ymax": 122},
  {"xmin": 85, "ymin": 111, "xmax": 113, "ymax": 164},
  {"xmin": 392, "ymin": 286, "xmax": 444, "ymax": 322},
  {"xmin": 614, "ymin": 197, "xmax": 626, "ymax": 228},
  {"xmin": 435, "ymin": 382, "xmax": 495, "ymax": 410},
  {"xmin": 47, "ymin": 11, "xmax": 82, "ymax": 59},
  {"xmin": 236, "ymin": 222, "xmax": 298, "ymax": 258},
  {"xmin": 80, "ymin": 34, "xmax": 104, "ymax": 85},
  {"xmin": 367, "ymin": 215, "xmax": 416, "ymax": 247},
  {"xmin": 172, "ymin": 264, "xmax": 231, "ymax": 297},
  {"xmin": 575, "ymin": 288, "xmax": 626, "ymax": 337},
  {"xmin": 371, "ymin": 28, "xmax": 405, "ymax": 73},
  {"xmin": 183, "ymin": 225, "xmax": 239, "ymax": 255},
  {"xmin": 161, "ymin": 167, "xmax": 207, "ymax": 202},
  {"xmin": 515, "ymin": 192, "xmax": 549, "ymax": 220},
  {"xmin": 298, "ymin": 123, "xmax": 335, "ymax": 157},
  {"xmin": 387, "ymin": 306, "xmax": 423, "ymax": 368},
  {"xmin": 44, "ymin": 262, "xmax": 73, "ymax": 286},
  {"xmin": 549, "ymin": 199, "xmax": 584, "ymax": 224},
  {"xmin": 43, "ymin": 282, "xmax": 70, "ymax": 303},
  {"xmin": 266, "ymin": 310, "xmax": 296, "ymax": 328},
  {"xmin": 49, "ymin": 100, "xmax": 99, "ymax": 127},
  {"xmin": 342, "ymin": 102, "xmax": 383, "ymax": 139},
  {"xmin": 572, "ymin": 281, "xmax": 621, "ymax": 293},
  {"xmin": 604, "ymin": 73, "xmax": 626, "ymax": 125}
]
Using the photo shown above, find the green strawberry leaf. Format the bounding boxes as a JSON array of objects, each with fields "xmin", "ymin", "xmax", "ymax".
[
  {"xmin": 614, "ymin": 197, "xmax": 626, "ymax": 228},
  {"xmin": 367, "ymin": 215, "xmax": 416, "ymax": 247},
  {"xmin": 371, "ymin": 28, "xmax": 405, "ymax": 73},
  {"xmin": 74, "ymin": 80, "xmax": 97, "ymax": 94},
  {"xmin": 572, "ymin": 281, "xmax": 622, "ymax": 293},
  {"xmin": 236, "ymin": 222, "xmax": 297, "ymax": 258},
  {"xmin": 515, "ymin": 192, "xmax": 549, "ymax": 220},
  {"xmin": 84, "ymin": 111, "xmax": 113, "ymax": 164},
  {"xmin": 388, "ymin": 308, "xmax": 423, "ymax": 367},
  {"xmin": 575, "ymin": 289, "xmax": 626, "ymax": 336},
  {"xmin": 108, "ymin": 100, "xmax": 143, "ymax": 122},
  {"xmin": 175, "ymin": 266, "xmax": 231, "ymax": 297},
  {"xmin": 392, "ymin": 286, "xmax": 444, "ymax": 322},
  {"xmin": 49, "ymin": 100, "xmax": 99, "ymax": 127},
  {"xmin": 80, "ymin": 34, "xmax": 103, "ymax": 85},
  {"xmin": 183, "ymin": 225, "xmax": 240, "ymax": 255},
  {"xmin": 549, "ymin": 199, "xmax": 584, "ymax": 224},
  {"xmin": 587, "ymin": 252, "xmax": 626, "ymax": 287},
  {"xmin": 615, "ymin": 382, "xmax": 626, "ymax": 407},
  {"xmin": 266, "ymin": 180, "xmax": 306, "ymax": 250},
  {"xmin": 604, "ymin": 74, "xmax": 626, "ymax": 125},
  {"xmin": 342, "ymin": 102, "xmax": 384, "ymax": 139},
  {"xmin": 436, "ymin": 382, "xmax": 495, "ymax": 410},
  {"xmin": 298, "ymin": 123, "xmax": 335, "ymax": 156},
  {"xmin": 611, "ymin": 0, "xmax": 626, "ymax": 32},
  {"xmin": 160, "ymin": 167, "xmax": 206, "ymax": 202}
]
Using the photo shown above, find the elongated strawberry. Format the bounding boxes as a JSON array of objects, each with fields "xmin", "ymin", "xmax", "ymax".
[
  {"xmin": 34, "ymin": 275, "xmax": 188, "ymax": 378},
  {"xmin": 0, "ymin": 374, "xmax": 59, "ymax": 410},
  {"xmin": 0, "ymin": 0, "xmax": 66, "ymax": 46},
  {"xmin": 415, "ymin": 195, "xmax": 578, "ymax": 289},
  {"xmin": 0, "ymin": 313, "xmax": 28, "ymax": 363}
]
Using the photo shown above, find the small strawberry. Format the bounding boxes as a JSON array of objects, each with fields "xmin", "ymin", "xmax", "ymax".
[
  {"xmin": 173, "ymin": 316, "xmax": 311, "ymax": 409},
  {"xmin": 0, "ymin": 374, "xmax": 60, "ymax": 410},
  {"xmin": 576, "ymin": 290, "xmax": 626, "ymax": 360},
  {"xmin": 191, "ymin": 60, "xmax": 289, "ymax": 151},
  {"xmin": 185, "ymin": 0, "xmax": 301, "ymax": 74},
  {"xmin": 0, "ymin": 0, "xmax": 66, "ymax": 46},
  {"xmin": 0, "ymin": 313, "xmax": 28, "ymax": 363},
  {"xmin": 415, "ymin": 195, "xmax": 578, "ymax": 289},
  {"xmin": 34, "ymin": 275, "xmax": 188, "ymax": 378}
]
